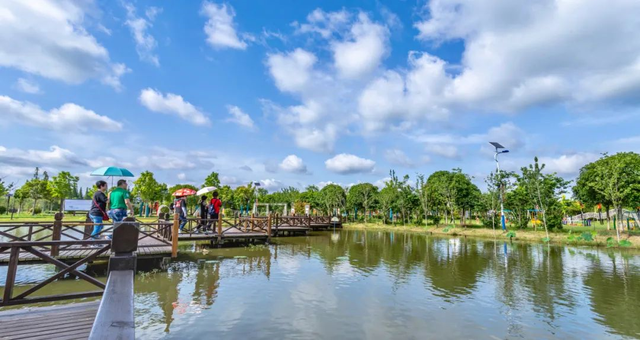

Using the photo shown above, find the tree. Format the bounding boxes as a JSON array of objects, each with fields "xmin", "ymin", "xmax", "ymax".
[
  {"xmin": 49, "ymin": 171, "xmax": 79, "ymax": 212},
  {"xmin": 347, "ymin": 183, "xmax": 378, "ymax": 222},
  {"xmin": 132, "ymin": 171, "xmax": 163, "ymax": 203},
  {"xmin": 22, "ymin": 168, "xmax": 50, "ymax": 214},
  {"xmin": 574, "ymin": 159, "xmax": 614, "ymax": 228},
  {"xmin": 300, "ymin": 185, "xmax": 321, "ymax": 212},
  {"xmin": 320, "ymin": 184, "xmax": 345, "ymax": 215},
  {"xmin": 415, "ymin": 174, "xmax": 430, "ymax": 226},
  {"xmin": 589, "ymin": 152, "xmax": 640, "ymax": 241},
  {"xmin": 217, "ymin": 185, "xmax": 235, "ymax": 209},
  {"xmin": 378, "ymin": 185, "xmax": 397, "ymax": 224},
  {"xmin": 519, "ymin": 157, "xmax": 570, "ymax": 239},
  {"xmin": 203, "ymin": 172, "xmax": 220, "ymax": 188},
  {"xmin": 234, "ymin": 183, "xmax": 256, "ymax": 212},
  {"xmin": 13, "ymin": 186, "xmax": 28, "ymax": 214},
  {"xmin": 427, "ymin": 170, "xmax": 457, "ymax": 223}
]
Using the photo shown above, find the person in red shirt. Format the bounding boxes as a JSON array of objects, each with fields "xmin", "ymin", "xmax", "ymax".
[{"xmin": 209, "ymin": 191, "xmax": 222, "ymax": 230}]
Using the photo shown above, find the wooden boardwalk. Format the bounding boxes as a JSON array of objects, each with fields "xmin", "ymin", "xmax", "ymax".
[
  {"xmin": 0, "ymin": 301, "xmax": 99, "ymax": 340},
  {"xmin": 0, "ymin": 237, "xmax": 171, "ymax": 264}
]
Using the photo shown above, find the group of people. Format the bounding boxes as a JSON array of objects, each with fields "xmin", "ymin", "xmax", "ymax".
[
  {"xmin": 175, "ymin": 191, "xmax": 222, "ymax": 233},
  {"xmin": 88, "ymin": 180, "xmax": 223, "ymax": 238},
  {"xmin": 88, "ymin": 179, "xmax": 135, "ymax": 239}
]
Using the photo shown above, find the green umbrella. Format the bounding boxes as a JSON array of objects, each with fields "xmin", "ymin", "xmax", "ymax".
[{"xmin": 90, "ymin": 167, "xmax": 135, "ymax": 186}]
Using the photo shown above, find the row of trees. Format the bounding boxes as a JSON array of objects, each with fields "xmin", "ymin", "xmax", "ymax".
[{"xmin": 3, "ymin": 153, "xmax": 639, "ymax": 235}]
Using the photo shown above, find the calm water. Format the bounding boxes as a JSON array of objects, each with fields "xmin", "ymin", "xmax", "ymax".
[{"xmin": 2, "ymin": 230, "xmax": 640, "ymax": 339}]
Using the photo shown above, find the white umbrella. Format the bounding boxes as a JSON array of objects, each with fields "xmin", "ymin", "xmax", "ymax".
[{"xmin": 196, "ymin": 186, "xmax": 217, "ymax": 196}]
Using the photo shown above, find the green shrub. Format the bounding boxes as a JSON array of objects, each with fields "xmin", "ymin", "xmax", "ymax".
[
  {"xmin": 0, "ymin": 206, "xmax": 6, "ymax": 214},
  {"xmin": 506, "ymin": 231, "xmax": 516, "ymax": 239}
]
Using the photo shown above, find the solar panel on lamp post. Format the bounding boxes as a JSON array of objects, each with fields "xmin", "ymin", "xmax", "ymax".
[{"xmin": 490, "ymin": 142, "xmax": 509, "ymax": 231}]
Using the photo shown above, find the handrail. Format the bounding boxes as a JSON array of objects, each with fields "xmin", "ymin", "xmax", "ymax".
[{"xmin": 0, "ymin": 240, "xmax": 111, "ymax": 306}]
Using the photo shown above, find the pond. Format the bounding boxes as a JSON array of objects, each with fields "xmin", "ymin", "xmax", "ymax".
[{"xmin": 2, "ymin": 230, "xmax": 640, "ymax": 339}]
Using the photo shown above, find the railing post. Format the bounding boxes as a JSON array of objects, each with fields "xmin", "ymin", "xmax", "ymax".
[
  {"xmin": 84, "ymin": 214, "xmax": 93, "ymax": 240},
  {"xmin": 51, "ymin": 213, "xmax": 63, "ymax": 257},
  {"xmin": 107, "ymin": 221, "xmax": 139, "ymax": 273},
  {"xmin": 217, "ymin": 212, "xmax": 222, "ymax": 245},
  {"xmin": 2, "ymin": 246, "xmax": 20, "ymax": 306},
  {"xmin": 171, "ymin": 212, "xmax": 179, "ymax": 258},
  {"xmin": 267, "ymin": 214, "xmax": 272, "ymax": 242}
]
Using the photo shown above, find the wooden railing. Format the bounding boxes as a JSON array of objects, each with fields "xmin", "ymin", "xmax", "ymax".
[
  {"xmin": 273, "ymin": 215, "xmax": 311, "ymax": 230},
  {"xmin": 0, "ymin": 214, "xmax": 172, "ymax": 258},
  {"xmin": 0, "ymin": 239, "xmax": 111, "ymax": 306}
]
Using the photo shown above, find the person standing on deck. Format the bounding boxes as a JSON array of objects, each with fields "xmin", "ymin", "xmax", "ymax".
[
  {"xmin": 209, "ymin": 191, "xmax": 222, "ymax": 225},
  {"xmin": 108, "ymin": 179, "xmax": 134, "ymax": 222},
  {"xmin": 175, "ymin": 195, "xmax": 188, "ymax": 232},
  {"xmin": 196, "ymin": 195, "xmax": 208, "ymax": 232},
  {"xmin": 89, "ymin": 180, "xmax": 109, "ymax": 239}
]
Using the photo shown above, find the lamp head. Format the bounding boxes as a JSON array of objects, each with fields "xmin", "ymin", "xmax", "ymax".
[{"xmin": 501, "ymin": 150, "xmax": 510, "ymax": 154}]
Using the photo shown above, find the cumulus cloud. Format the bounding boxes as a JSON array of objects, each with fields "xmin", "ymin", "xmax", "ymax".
[
  {"xmin": 123, "ymin": 2, "xmax": 160, "ymax": 66},
  {"xmin": 292, "ymin": 8, "xmax": 350, "ymax": 38},
  {"xmin": 138, "ymin": 154, "xmax": 196, "ymax": 170},
  {"xmin": 14, "ymin": 78, "xmax": 40, "ymax": 94},
  {"xmin": 325, "ymin": 153, "xmax": 375, "ymax": 174},
  {"xmin": 0, "ymin": 95, "xmax": 122, "ymax": 132},
  {"xmin": 539, "ymin": 153, "xmax": 600, "ymax": 175},
  {"xmin": 260, "ymin": 179, "xmax": 284, "ymax": 191},
  {"xmin": 139, "ymin": 88, "xmax": 210, "ymax": 126},
  {"xmin": 0, "ymin": 0, "xmax": 128, "ymax": 89},
  {"xmin": 201, "ymin": 2, "xmax": 248, "ymax": 50},
  {"xmin": 332, "ymin": 13, "xmax": 389, "ymax": 79},
  {"xmin": 279, "ymin": 155, "xmax": 308, "ymax": 173},
  {"xmin": 266, "ymin": 49, "xmax": 317, "ymax": 93},
  {"xmin": 0, "ymin": 145, "xmax": 88, "ymax": 168},
  {"xmin": 226, "ymin": 105, "xmax": 255, "ymax": 129},
  {"xmin": 239, "ymin": 165, "xmax": 253, "ymax": 172},
  {"xmin": 410, "ymin": 0, "xmax": 640, "ymax": 111}
]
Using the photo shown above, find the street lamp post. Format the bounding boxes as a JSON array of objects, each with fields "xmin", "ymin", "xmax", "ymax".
[{"xmin": 490, "ymin": 142, "xmax": 509, "ymax": 231}]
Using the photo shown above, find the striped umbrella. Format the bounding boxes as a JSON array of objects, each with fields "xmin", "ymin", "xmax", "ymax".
[{"xmin": 172, "ymin": 188, "xmax": 196, "ymax": 197}]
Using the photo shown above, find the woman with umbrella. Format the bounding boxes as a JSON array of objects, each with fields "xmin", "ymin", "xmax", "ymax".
[{"xmin": 173, "ymin": 188, "xmax": 196, "ymax": 232}]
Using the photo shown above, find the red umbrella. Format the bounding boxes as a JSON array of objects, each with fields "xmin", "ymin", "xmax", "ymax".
[{"xmin": 172, "ymin": 188, "xmax": 196, "ymax": 197}]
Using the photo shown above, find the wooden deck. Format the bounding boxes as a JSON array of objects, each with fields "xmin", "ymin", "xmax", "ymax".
[
  {"xmin": 0, "ymin": 301, "xmax": 99, "ymax": 340},
  {"xmin": 0, "ymin": 237, "xmax": 171, "ymax": 264}
]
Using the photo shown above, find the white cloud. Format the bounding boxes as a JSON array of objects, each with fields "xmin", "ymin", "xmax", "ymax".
[
  {"xmin": 0, "ymin": 0, "xmax": 128, "ymax": 89},
  {"xmin": 539, "ymin": 153, "xmax": 600, "ymax": 175},
  {"xmin": 279, "ymin": 155, "xmax": 308, "ymax": 174},
  {"xmin": 411, "ymin": 0, "xmax": 640, "ymax": 111},
  {"xmin": 317, "ymin": 180, "xmax": 340, "ymax": 189},
  {"xmin": 384, "ymin": 149, "xmax": 415, "ymax": 167},
  {"xmin": 201, "ymin": 2, "xmax": 248, "ymax": 50},
  {"xmin": 226, "ymin": 105, "xmax": 255, "ymax": 129},
  {"xmin": 325, "ymin": 153, "xmax": 375, "ymax": 174},
  {"xmin": 177, "ymin": 173, "xmax": 187, "ymax": 180},
  {"xmin": 332, "ymin": 13, "xmax": 389, "ymax": 79},
  {"xmin": 266, "ymin": 49, "xmax": 317, "ymax": 93},
  {"xmin": 123, "ymin": 2, "xmax": 160, "ymax": 66},
  {"xmin": 373, "ymin": 177, "xmax": 391, "ymax": 189},
  {"xmin": 14, "ymin": 78, "xmax": 40, "ymax": 94},
  {"xmin": 260, "ymin": 179, "xmax": 283, "ymax": 191},
  {"xmin": 0, "ymin": 95, "xmax": 122, "ymax": 132},
  {"xmin": 0, "ymin": 145, "xmax": 88, "ymax": 168},
  {"xmin": 139, "ymin": 88, "xmax": 210, "ymax": 126},
  {"xmin": 293, "ymin": 8, "xmax": 350, "ymax": 38}
]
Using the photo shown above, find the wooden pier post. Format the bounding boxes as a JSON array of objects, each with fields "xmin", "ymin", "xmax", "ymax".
[
  {"xmin": 171, "ymin": 212, "xmax": 179, "ymax": 258},
  {"xmin": 267, "ymin": 214, "xmax": 272, "ymax": 242},
  {"xmin": 51, "ymin": 213, "xmax": 63, "ymax": 257},
  {"xmin": 217, "ymin": 212, "xmax": 222, "ymax": 245}
]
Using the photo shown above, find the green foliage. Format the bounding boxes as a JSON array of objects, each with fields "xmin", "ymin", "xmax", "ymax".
[
  {"xmin": 541, "ymin": 237, "xmax": 550, "ymax": 243},
  {"xmin": 506, "ymin": 231, "xmax": 516, "ymax": 239},
  {"xmin": 20, "ymin": 168, "xmax": 51, "ymax": 215},
  {"xmin": 49, "ymin": 171, "xmax": 79, "ymax": 210},
  {"xmin": 606, "ymin": 237, "xmax": 616, "ymax": 248},
  {"xmin": 132, "ymin": 171, "xmax": 163, "ymax": 203},
  {"xmin": 320, "ymin": 184, "xmax": 346, "ymax": 215},
  {"xmin": 581, "ymin": 232, "xmax": 594, "ymax": 242},
  {"xmin": 347, "ymin": 183, "xmax": 378, "ymax": 221},
  {"xmin": 443, "ymin": 226, "xmax": 453, "ymax": 232},
  {"xmin": 203, "ymin": 171, "xmax": 220, "ymax": 188},
  {"xmin": 618, "ymin": 240, "xmax": 632, "ymax": 247},
  {"xmin": 0, "ymin": 177, "xmax": 13, "ymax": 198}
]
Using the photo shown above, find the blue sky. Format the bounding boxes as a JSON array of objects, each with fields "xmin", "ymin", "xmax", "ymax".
[{"xmin": 1, "ymin": 0, "xmax": 639, "ymax": 192}]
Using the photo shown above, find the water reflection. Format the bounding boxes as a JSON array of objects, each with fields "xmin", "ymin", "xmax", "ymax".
[{"xmin": 2, "ymin": 230, "xmax": 640, "ymax": 339}]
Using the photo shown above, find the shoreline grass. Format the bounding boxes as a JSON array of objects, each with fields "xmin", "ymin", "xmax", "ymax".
[{"xmin": 344, "ymin": 222, "xmax": 640, "ymax": 250}]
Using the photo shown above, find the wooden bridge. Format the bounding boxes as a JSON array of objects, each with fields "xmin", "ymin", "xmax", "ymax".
[
  {"xmin": 0, "ymin": 213, "xmax": 341, "ymax": 339},
  {"xmin": 0, "ymin": 222, "xmax": 139, "ymax": 339}
]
